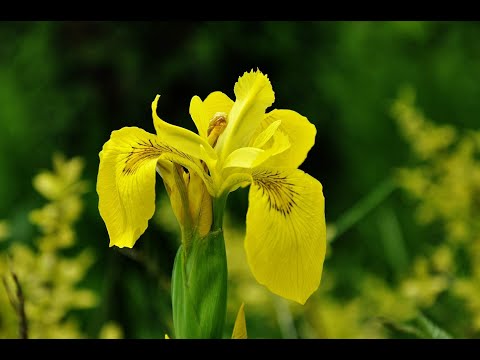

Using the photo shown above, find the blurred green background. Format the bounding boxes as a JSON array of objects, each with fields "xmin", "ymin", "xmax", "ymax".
[{"xmin": 1, "ymin": 21, "xmax": 479, "ymax": 339}]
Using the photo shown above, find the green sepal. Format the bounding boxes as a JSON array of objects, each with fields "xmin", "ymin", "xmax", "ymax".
[{"xmin": 171, "ymin": 229, "xmax": 228, "ymax": 339}]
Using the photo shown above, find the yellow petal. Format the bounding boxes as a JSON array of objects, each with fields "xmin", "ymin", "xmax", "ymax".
[
  {"xmin": 251, "ymin": 119, "xmax": 282, "ymax": 148},
  {"xmin": 263, "ymin": 128, "xmax": 291, "ymax": 159},
  {"xmin": 244, "ymin": 168, "xmax": 326, "ymax": 304},
  {"xmin": 189, "ymin": 92, "xmax": 234, "ymax": 139},
  {"xmin": 254, "ymin": 109, "xmax": 317, "ymax": 169},
  {"xmin": 219, "ymin": 172, "xmax": 253, "ymax": 196},
  {"xmin": 97, "ymin": 127, "xmax": 162, "ymax": 248},
  {"xmin": 97, "ymin": 127, "xmax": 210, "ymax": 248},
  {"xmin": 188, "ymin": 171, "xmax": 213, "ymax": 237},
  {"xmin": 157, "ymin": 161, "xmax": 190, "ymax": 234},
  {"xmin": 152, "ymin": 95, "xmax": 217, "ymax": 162},
  {"xmin": 231, "ymin": 303, "xmax": 247, "ymax": 339},
  {"xmin": 217, "ymin": 69, "xmax": 275, "ymax": 159},
  {"xmin": 222, "ymin": 129, "xmax": 290, "ymax": 170},
  {"xmin": 223, "ymin": 147, "xmax": 266, "ymax": 169},
  {"xmin": 189, "ymin": 96, "xmax": 208, "ymax": 138}
]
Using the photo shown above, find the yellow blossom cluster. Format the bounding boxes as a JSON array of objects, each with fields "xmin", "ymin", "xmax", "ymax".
[
  {"xmin": 0, "ymin": 154, "xmax": 123, "ymax": 339},
  {"xmin": 393, "ymin": 88, "xmax": 480, "ymax": 336}
]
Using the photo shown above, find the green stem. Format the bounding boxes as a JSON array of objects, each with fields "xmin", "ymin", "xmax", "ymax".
[
  {"xmin": 212, "ymin": 193, "xmax": 228, "ymax": 231},
  {"xmin": 171, "ymin": 193, "xmax": 229, "ymax": 339},
  {"xmin": 171, "ymin": 230, "xmax": 228, "ymax": 338},
  {"xmin": 329, "ymin": 177, "xmax": 397, "ymax": 243}
]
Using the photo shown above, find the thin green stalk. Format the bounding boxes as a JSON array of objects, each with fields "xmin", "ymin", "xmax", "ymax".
[
  {"xmin": 416, "ymin": 312, "xmax": 453, "ymax": 339},
  {"xmin": 329, "ymin": 177, "xmax": 397, "ymax": 243},
  {"xmin": 377, "ymin": 206, "xmax": 409, "ymax": 278},
  {"xmin": 272, "ymin": 296, "xmax": 298, "ymax": 339}
]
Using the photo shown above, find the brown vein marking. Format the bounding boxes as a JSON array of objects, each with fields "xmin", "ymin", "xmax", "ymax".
[
  {"xmin": 253, "ymin": 170, "xmax": 299, "ymax": 217},
  {"xmin": 122, "ymin": 138, "xmax": 194, "ymax": 175}
]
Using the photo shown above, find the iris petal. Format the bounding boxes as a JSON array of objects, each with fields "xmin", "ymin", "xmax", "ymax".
[
  {"xmin": 190, "ymin": 92, "xmax": 234, "ymax": 139},
  {"xmin": 244, "ymin": 167, "xmax": 326, "ymax": 304},
  {"xmin": 253, "ymin": 109, "xmax": 317, "ymax": 169},
  {"xmin": 97, "ymin": 126, "xmax": 212, "ymax": 248},
  {"xmin": 217, "ymin": 69, "xmax": 275, "ymax": 159},
  {"xmin": 152, "ymin": 95, "xmax": 217, "ymax": 162}
]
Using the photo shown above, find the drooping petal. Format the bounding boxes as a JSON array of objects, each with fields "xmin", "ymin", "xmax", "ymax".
[
  {"xmin": 189, "ymin": 91, "xmax": 234, "ymax": 139},
  {"xmin": 152, "ymin": 95, "xmax": 217, "ymax": 163},
  {"xmin": 216, "ymin": 69, "xmax": 275, "ymax": 159},
  {"xmin": 97, "ymin": 127, "xmax": 211, "ymax": 248},
  {"xmin": 244, "ymin": 168, "xmax": 326, "ymax": 304},
  {"xmin": 97, "ymin": 127, "xmax": 162, "ymax": 248},
  {"xmin": 252, "ymin": 109, "xmax": 317, "ymax": 169}
]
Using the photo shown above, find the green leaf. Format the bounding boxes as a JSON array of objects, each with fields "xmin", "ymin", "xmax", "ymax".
[
  {"xmin": 378, "ymin": 313, "xmax": 453, "ymax": 339},
  {"xmin": 415, "ymin": 313, "xmax": 453, "ymax": 339},
  {"xmin": 171, "ymin": 229, "xmax": 228, "ymax": 339},
  {"xmin": 378, "ymin": 317, "xmax": 425, "ymax": 339}
]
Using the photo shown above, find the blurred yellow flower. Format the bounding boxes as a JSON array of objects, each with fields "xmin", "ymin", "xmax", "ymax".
[
  {"xmin": 393, "ymin": 88, "xmax": 480, "ymax": 335},
  {"xmin": 99, "ymin": 322, "xmax": 124, "ymax": 339},
  {"xmin": 0, "ymin": 220, "xmax": 10, "ymax": 242},
  {"xmin": 0, "ymin": 153, "xmax": 99, "ymax": 339}
]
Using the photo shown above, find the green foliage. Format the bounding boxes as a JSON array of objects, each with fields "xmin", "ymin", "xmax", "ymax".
[
  {"xmin": 0, "ymin": 154, "xmax": 122, "ymax": 339},
  {"xmin": 393, "ymin": 90, "xmax": 480, "ymax": 337}
]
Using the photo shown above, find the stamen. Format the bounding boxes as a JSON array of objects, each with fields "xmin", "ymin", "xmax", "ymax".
[{"xmin": 207, "ymin": 112, "xmax": 228, "ymax": 147}]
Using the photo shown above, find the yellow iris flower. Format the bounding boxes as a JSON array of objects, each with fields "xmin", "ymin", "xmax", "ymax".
[{"xmin": 97, "ymin": 69, "xmax": 326, "ymax": 304}]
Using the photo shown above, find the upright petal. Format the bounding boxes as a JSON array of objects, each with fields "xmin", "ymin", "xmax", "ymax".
[
  {"xmin": 189, "ymin": 91, "xmax": 234, "ymax": 139},
  {"xmin": 97, "ymin": 127, "xmax": 211, "ymax": 248},
  {"xmin": 152, "ymin": 95, "xmax": 217, "ymax": 164},
  {"xmin": 216, "ymin": 69, "xmax": 275, "ymax": 159},
  {"xmin": 244, "ymin": 168, "xmax": 326, "ymax": 304},
  {"xmin": 252, "ymin": 109, "xmax": 317, "ymax": 169}
]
